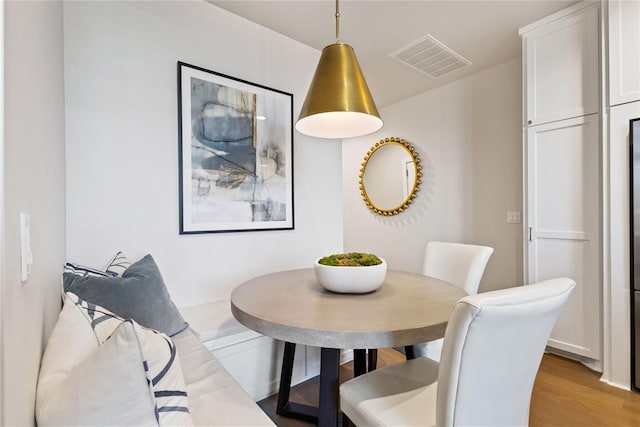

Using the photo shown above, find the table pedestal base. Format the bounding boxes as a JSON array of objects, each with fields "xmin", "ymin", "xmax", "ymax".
[
  {"xmin": 276, "ymin": 342, "xmax": 340, "ymax": 426},
  {"xmin": 277, "ymin": 342, "xmax": 369, "ymax": 426}
]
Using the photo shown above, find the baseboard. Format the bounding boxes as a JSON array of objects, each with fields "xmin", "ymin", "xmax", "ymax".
[
  {"xmin": 545, "ymin": 346, "xmax": 602, "ymax": 373},
  {"xmin": 601, "ymin": 377, "xmax": 632, "ymax": 391}
]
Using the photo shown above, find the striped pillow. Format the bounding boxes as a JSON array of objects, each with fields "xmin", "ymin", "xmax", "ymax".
[
  {"xmin": 64, "ymin": 251, "xmax": 131, "ymax": 278},
  {"xmin": 63, "ymin": 261, "xmax": 113, "ymax": 277},
  {"xmin": 37, "ymin": 292, "xmax": 193, "ymax": 426},
  {"xmin": 103, "ymin": 251, "xmax": 131, "ymax": 277}
]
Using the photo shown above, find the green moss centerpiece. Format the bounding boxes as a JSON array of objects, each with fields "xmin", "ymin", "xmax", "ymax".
[
  {"xmin": 318, "ymin": 252, "xmax": 383, "ymax": 267},
  {"xmin": 314, "ymin": 252, "xmax": 387, "ymax": 294}
]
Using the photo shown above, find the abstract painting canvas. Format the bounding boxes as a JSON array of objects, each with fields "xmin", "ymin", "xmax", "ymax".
[{"xmin": 178, "ymin": 62, "xmax": 294, "ymax": 233}]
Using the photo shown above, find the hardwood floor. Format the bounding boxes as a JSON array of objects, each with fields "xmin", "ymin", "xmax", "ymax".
[
  {"xmin": 530, "ymin": 353, "xmax": 640, "ymax": 426},
  {"xmin": 257, "ymin": 349, "xmax": 640, "ymax": 426}
]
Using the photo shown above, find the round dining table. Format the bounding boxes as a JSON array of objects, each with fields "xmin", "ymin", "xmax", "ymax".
[{"xmin": 231, "ymin": 268, "xmax": 467, "ymax": 427}]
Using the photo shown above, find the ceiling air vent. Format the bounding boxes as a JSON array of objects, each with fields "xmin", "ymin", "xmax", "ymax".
[{"xmin": 391, "ymin": 34, "xmax": 471, "ymax": 78}]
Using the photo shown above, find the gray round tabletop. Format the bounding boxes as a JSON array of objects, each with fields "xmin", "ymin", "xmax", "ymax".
[{"xmin": 231, "ymin": 268, "xmax": 467, "ymax": 349}]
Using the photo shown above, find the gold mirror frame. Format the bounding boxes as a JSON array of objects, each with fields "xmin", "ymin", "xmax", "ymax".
[{"xmin": 358, "ymin": 137, "xmax": 422, "ymax": 216}]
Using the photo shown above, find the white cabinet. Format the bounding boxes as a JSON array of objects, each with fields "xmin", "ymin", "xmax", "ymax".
[
  {"xmin": 526, "ymin": 115, "xmax": 601, "ymax": 359},
  {"xmin": 520, "ymin": 3, "xmax": 600, "ymax": 126},
  {"xmin": 608, "ymin": 0, "xmax": 640, "ymax": 106},
  {"xmin": 521, "ymin": 2, "xmax": 602, "ymax": 364}
]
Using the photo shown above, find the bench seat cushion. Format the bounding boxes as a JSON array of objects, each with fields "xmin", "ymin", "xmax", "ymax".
[{"xmin": 173, "ymin": 328, "xmax": 275, "ymax": 426}]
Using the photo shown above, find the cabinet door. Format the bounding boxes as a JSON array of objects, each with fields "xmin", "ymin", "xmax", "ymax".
[
  {"xmin": 524, "ymin": 5, "xmax": 599, "ymax": 126},
  {"xmin": 526, "ymin": 114, "xmax": 600, "ymax": 359},
  {"xmin": 608, "ymin": 0, "xmax": 640, "ymax": 106}
]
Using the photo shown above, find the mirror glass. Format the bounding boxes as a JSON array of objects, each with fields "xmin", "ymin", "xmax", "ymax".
[{"xmin": 359, "ymin": 137, "xmax": 421, "ymax": 215}]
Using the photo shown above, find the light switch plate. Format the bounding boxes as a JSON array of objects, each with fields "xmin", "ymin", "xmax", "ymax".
[
  {"xmin": 20, "ymin": 213, "xmax": 33, "ymax": 283},
  {"xmin": 506, "ymin": 211, "xmax": 521, "ymax": 223}
]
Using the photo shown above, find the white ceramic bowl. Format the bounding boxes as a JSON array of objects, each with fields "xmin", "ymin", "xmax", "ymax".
[{"xmin": 313, "ymin": 258, "xmax": 387, "ymax": 294}]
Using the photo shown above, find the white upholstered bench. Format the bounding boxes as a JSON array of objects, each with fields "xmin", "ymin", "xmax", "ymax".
[{"xmin": 178, "ymin": 300, "xmax": 274, "ymax": 426}]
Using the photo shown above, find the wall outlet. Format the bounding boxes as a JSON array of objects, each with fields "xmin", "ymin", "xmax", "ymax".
[{"xmin": 506, "ymin": 211, "xmax": 521, "ymax": 223}]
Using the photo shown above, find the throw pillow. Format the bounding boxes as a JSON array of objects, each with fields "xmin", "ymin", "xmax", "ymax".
[
  {"xmin": 61, "ymin": 261, "xmax": 111, "ymax": 303},
  {"xmin": 103, "ymin": 251, "xmax": 131, "ymax": 276},
  {"xmin": 64, "ymin": 251, "xmax": 130, "ymax": 278},
  {"xmin": 36, "ymin": 293, "xmax": 193, "ymax": 426},
  {"xmin": 63, "ymin": 261, "xmax": 113, "ymax": 278},
  {"xmin": 63, "ymin": 254, "xmax": 188, "ymax": 336}
]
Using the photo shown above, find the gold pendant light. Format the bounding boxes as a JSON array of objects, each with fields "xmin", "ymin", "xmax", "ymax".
[{"xmin": 295, "ymin": 0, "xmax": 383, "ymax": 139}]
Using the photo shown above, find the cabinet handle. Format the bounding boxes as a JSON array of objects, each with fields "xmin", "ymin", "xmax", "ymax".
[
  {"xmin": 528, "ymin": 120, "xmax": 532, "ymax": 125},
  {"xmin": 529, "ymin": 227, "xmax": 533, "ymax": 241}
]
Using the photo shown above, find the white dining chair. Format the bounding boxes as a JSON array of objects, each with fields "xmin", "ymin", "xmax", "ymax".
[
  {"xmin": 408, "ymin": 241, "xmax": 493, "ymax": 361},
  {"xmin": 340, "ymin": 278, "xmax": 575, "ymax": 427},
  {"xmin": 423, "ymin": 241, "xmax": 494, "ymax": 294}
]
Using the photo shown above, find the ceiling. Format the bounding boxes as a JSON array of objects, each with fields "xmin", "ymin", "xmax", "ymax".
[{"xmin": 209, "ymin": 0, "xmax": 581, "ymax": 107}]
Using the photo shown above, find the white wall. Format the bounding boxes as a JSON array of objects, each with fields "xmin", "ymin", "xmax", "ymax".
[
  {"xmin": 63, "ymin": 1, "xmax": 343, "ymax": 308},
  {"xmin": 470, "ymin": 59, "xmax": 524, "ymax": 290},
  {"xmin": 2, "ymin": 1, "xmax": 67, "ymax": 425},
  {"xmin": 343, "ymin": 59, "xmax": 523, "ymax": 292}
]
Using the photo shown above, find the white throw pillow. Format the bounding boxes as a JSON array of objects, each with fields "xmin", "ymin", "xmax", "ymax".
[{"xmin": 37, "ymin": 292, "xmax": 193, "ymax": 426}]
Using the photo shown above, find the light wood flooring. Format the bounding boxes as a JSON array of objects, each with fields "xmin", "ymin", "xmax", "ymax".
[{"xmin": 257, "ymin": 349, "xmax": 640, "ymax": 426}]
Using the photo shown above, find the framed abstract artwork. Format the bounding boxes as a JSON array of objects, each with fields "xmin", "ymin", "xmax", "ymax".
[{"xmin": 177, "ymin": 62, "xmax": 294, "ymax": 234}]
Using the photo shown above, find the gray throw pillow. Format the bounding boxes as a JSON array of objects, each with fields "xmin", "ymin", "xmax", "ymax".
[{"xmin": 63, "ymin": 254, "xmax": 188, "ymax": 336}]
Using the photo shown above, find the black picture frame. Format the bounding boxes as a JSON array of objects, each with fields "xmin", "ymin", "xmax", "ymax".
[{"xmin": 177, "ymin": 62, "xmax": 294, "ymax": 234}]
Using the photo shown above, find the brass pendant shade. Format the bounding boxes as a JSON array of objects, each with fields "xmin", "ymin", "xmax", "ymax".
[{"xmin": 296, "ymin": 43, "xmax": 383, "ymax": 139}]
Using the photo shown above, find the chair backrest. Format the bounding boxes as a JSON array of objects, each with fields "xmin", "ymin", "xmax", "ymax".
[
  {"xmin": 435, "ymin": 278, "xmax": 575, "ymax": 427},
  {"xmin": 422, "ymin": 241, "xmax": 494, "ymax": 295}
]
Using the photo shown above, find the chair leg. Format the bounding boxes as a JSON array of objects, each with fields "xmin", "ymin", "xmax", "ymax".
[
  {"xmin": 405, "ymin": 345, "xmax": 415, "ymax": 360},
  {"xmin": 367, "ymin": 349, "xmax": 378, "ymax": 371}
]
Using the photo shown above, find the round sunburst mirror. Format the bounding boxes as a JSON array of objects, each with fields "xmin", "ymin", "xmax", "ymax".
[{"xmin": 358, "ymin": 137, "xmax": 422, "ymax": 216}]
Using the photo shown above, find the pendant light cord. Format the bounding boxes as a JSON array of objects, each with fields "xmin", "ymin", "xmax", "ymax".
[{"xmin": 335, "ymin": 0, "xmax": 340, "ymax": 42}]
